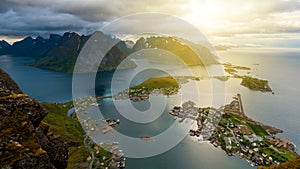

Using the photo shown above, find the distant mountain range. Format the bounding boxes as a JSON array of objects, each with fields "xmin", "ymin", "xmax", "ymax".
[{"xmin": 0, "ymin": 32, "xmax": 218, "ymax": 73}]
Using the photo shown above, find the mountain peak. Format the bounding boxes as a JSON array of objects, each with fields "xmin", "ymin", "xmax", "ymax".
[{"xmin": 0, "ymin": 40, "xmax": 11, "ymax": 49}]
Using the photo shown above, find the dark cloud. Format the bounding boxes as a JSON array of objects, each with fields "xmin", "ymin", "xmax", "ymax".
[
  {"xmin": 0, "ymin": 0, "xmax": 300, "ymax": 39},
  {"xmin": 0, "ymin": 0, "xmax": 190, "ymax": 37},
  {"xmin": 0, "ymin": 1, "xmax": 98, "ymax": 37}
]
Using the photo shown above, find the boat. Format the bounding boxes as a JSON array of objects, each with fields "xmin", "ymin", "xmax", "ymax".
[{"xmin": 140, "ymin": 135, "xmax": 152, "ymax": 141}]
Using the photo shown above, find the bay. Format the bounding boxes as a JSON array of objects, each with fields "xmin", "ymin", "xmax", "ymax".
[{"xmin": 1, "ymin": 48, "xmax": 299, "ymax": 168}]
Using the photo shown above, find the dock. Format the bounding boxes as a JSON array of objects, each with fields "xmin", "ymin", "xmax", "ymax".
[{"xmin": 237, "ymin": 93, "xmax": 244, "ymax": 115}]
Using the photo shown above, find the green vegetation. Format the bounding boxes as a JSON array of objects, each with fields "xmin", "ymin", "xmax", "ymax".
[
  {"xmin": 42, "ymin": 102, "xmax": 84, "ymax": 142},
  {"xmin": 223, "ymin": 63, "xmax": 251, "ymax": 71},
  {"xmin": 217, "ymin": 134, "xmax": 226, "ymax": 150},
  {"xmin": 246, "ymin": 123, "xmax": 269, "ymax": 136},
  {"xmin": 42, "ymin": 102, "xmax": 112, "ymax": 169},
  {"xmin": 29, "ymin": 57, "xmax": 77, "ymax": 73},
  {"xmin": 258, "ymin": 156, "xmax": 300, "ymax": 169},
  {"xmin": 260, "ymin": 147, "xmax": 298, "ymax": 163},
  {"xmin": 223, "ymin": 63, "xmax": 274, "ymax": 93},
  {"xmin": 224, "ymin": 68, "xmax": 238, "ymax": 74},
  {"xmin": 222, "ymin": 113, "xmax": 242, "ymax": 125},
  {"xmin": 41, "ymin": 102, "xmax": 88, "ymax": 168},
  {"xmin": 278, "ymin": 147, "xmax": 299, "ymax": 161},
  {"xmin": 240, "ymin": 76, "xmax": 272, "ymax": 92},
  {"xmin": 0, "ymin": 109, "xmax": 41, "ymax": 165},
  {"xmin": 132, "ymin": 76, "xmax": 179, "ymax": 89},
  {"xmin": 170, "ymin": 94, "xmax": 297, "ymax": 168},
  {"xmin": 219, "ymin": 119, "xmax": 228, "ymax": 128},
  {"xmin": 130, "ymin": 76, "xmax": 179, "ymax": 95},
  {"xmin": 133, "ymin": 36, "xmax": 215, "ymax": 65}
]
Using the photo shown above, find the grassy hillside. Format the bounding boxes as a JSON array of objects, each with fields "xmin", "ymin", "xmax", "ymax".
[
  {"xmin": 132, "ymin": 36, "xmax": 218, "ymax": 65},
  {"xmin": 42, "ymin": 102, "xmax": 113, "ymax": 169},
  {"xmin": 132, "ymin": 76, "xmax": 179, "ymax": 90}
]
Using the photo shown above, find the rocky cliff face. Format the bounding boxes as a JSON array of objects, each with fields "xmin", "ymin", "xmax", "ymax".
[{"xmin": 0, "ymin": 68, "xmax": 68, "ymax": 169}]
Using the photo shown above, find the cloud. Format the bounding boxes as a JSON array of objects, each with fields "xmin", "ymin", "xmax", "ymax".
[
  {"xmin": 0, "ymin": 0, "xmax": 300, "ymax": 40},
  {"xmin": 0, "ymin": 3, "xmax": 103, "ymax": 37},
  {"xmin": 0, "ymin": 0, "xmax": 191, "ymax": 37},
  {"xmin": 180, "ymin": 0, "xmax": 300, "ymax": 36}
]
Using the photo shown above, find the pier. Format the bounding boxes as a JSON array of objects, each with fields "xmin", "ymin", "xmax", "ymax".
[{"xmin": 237, "ymin": 93, "xmax": 244, "ymax": 115}]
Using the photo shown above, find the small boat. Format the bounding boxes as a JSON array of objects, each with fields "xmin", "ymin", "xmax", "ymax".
[{"xmin": 140, "ymin": 135, "xmax": 152, "ymax": 141}]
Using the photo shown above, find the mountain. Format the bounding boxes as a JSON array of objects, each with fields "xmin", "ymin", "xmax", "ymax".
[
  {"xmin": 0, "ymin": 32, "xmax": 218, "ymax": 73},
  {"xmin": 0, "ymin": 35, "xmax": 62, "ymax": 58},
  {"xmin": 0, "ymin": 40, "xmax": 10, "ymax": 49},
  {"xmin": 29, "ymin": 32, "xmax": 136, "ymax": 73},
  {"xmin": 132, "ymin": 36, "xmax": 219, "ymax": 65},
  {"xmin": 0, "ymin": 68, "xmax": 68, "ymax": 168},
  {"xmin": 28, "ymin": 32, "xmax": 90, "ymax": 72},
  {"xmin": 0, "ymin": 40, "xmax": 11, "ymax": 54}
]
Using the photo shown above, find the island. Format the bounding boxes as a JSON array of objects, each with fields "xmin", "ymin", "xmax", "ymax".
[
  {"xmin": 223, "ymin": 63, "xmax": 251, "ymax": 71},
  {"xmin": 240, "ymin": 76, "xmax": 273, "ymax": 93},
  {"xmin": 114, "ymin": 76, "xmax": 180, "ymax": 102},
  {"xmin": 169, "ymin": 94, "xmax": 298, "ymax": 167},
  {"xmin": 223, "ymin": 63, "xmax": 274, "ymax": 93},
  {"xmin": 115, "ymin": 72, "xmax": 273, "ymax": 103}
]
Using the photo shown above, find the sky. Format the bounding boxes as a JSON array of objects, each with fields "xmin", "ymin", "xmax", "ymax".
[{"xmin": 1, "ymin": 0, "xmax": 300, "ymax": 48}]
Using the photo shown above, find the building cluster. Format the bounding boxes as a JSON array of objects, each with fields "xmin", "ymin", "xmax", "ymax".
[
  {"xmin": 268, "ymin": 138, "xmax": 296, "ymax": 152},
  {"xmin": 169, "ymin": 94, "xmax": 298, "ymax": 168},
  {"xmin": 114, "ymin": 86, "xmax": 178, "ymax": 102},
  {"xmin": 169, "ymin": 100, "xmax": 198, "ymax": 122},
  {"xmin": 87, "ymin": 141, "xmax": 126, "ymax": 169},
  {"xmin": 74, "ymin": 96, "xmax": 97, "ymax": 114},
  {"xmin": 114, "ymin": 87, "xmax": 149, "ymax": 101}
]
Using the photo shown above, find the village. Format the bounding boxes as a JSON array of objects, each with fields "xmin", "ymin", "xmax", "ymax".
[
  {"xmin": 73, "ymin": 96, "xmax": 126, "ymax": 169},
  {"xmin": 169, "ymin": 94, "xmax": 298, "ymax": 168},
  {"xmin": 85, "ymin": 141, "xmax": 126, "ymax": 169},
  {"xmin": 114, "ymin": 86, "xmax": 179, "ymax": 102},
  {"xmin": 73, "ymin": 89, "xmax": 297, "ymax": 168}
]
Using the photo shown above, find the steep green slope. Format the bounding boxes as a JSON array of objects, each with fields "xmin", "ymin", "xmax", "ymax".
[{"xmin": 132, "ymin": 36, "xmax": 218, "ymax": 65}]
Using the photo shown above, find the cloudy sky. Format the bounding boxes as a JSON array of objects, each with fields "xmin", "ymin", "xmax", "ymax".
[{"xmin": 1, "ymin": 0, "xmax": 300, "ymax": 47}]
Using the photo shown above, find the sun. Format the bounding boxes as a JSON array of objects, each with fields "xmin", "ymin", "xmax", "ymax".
[
  {"xmin": 181, "ymin": 0, "xmax": 224, "ymax": 33},
  {"xmin": 180, "ymin": 0, "xmax": 258, "ymax": 35}
]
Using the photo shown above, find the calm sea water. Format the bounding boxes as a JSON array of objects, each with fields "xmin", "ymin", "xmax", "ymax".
[
  {"xmin": 0, "ymin": 48, "xmax": 299, "ymax": 169},
  {"xmin": 0, "ymin": 55, "xmax": 73, "ymax": 102}
]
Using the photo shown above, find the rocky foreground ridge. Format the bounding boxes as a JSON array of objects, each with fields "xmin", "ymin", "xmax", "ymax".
[{"xmin": 0, "ymin": 68, "xmax": 68, "ymax": 169}]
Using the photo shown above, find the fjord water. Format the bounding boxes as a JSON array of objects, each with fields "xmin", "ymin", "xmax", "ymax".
[
  {"xmin": 0, "ymin": 55, "xmax": 73, "ymax": 102},
  {"xmin": 0, "ymin": 48, "xmax": 299, "ymax": 169}
]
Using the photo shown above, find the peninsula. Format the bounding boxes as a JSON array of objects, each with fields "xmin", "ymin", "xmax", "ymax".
[{"xmin": 169, "ymin": 94, "xmax": 298, "ymax": 168}]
